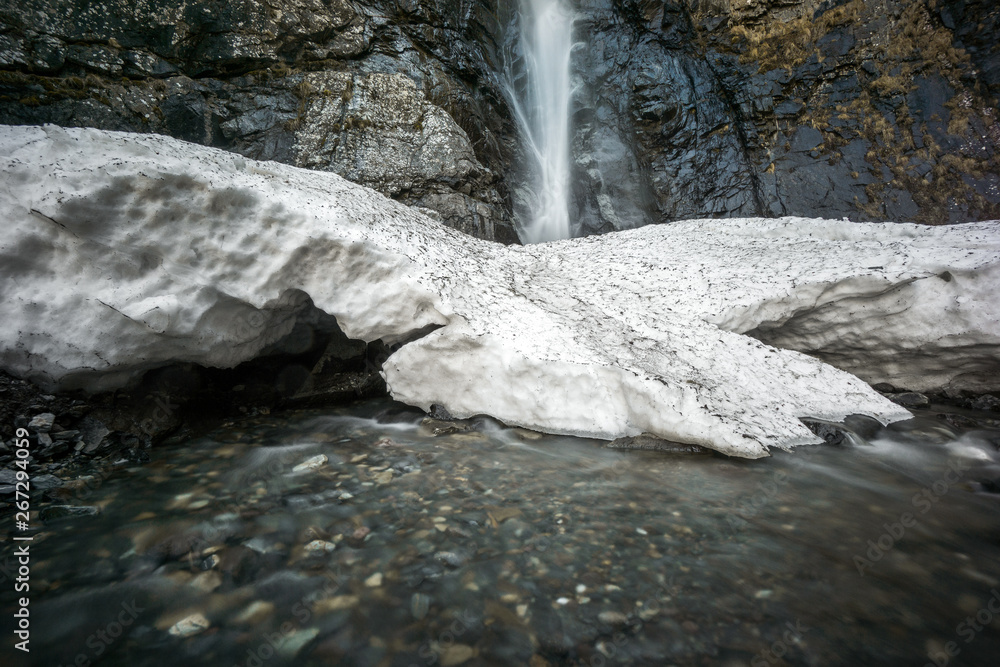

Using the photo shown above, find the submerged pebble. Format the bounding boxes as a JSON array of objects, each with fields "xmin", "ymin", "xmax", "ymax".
[{"xmin": 168, "ymin": 613, "xmax": 210, "ymax": 637}]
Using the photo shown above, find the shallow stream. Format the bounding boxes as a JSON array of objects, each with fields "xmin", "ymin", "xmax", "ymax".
[{"xmin": 3, "ymin": 399, "xmax": 1000, "ymax": 666}]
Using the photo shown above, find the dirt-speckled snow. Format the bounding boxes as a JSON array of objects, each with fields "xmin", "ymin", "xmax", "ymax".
[{"xmin": 2, "ymin": 125, "xmax": 998, "ymax": 457}]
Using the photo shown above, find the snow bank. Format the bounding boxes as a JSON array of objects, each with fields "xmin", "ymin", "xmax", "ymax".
[{"xmin": 2, "ymin": 125, "xmax": 998, "ymax": 457}]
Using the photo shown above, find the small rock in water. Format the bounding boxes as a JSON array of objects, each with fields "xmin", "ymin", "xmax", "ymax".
[
  {"xmin": 233, "ymin": 600, "xmax": 274, "ymax": 625},
  {"xmin": 279, "ymin": 628, "xmax": 319, "ymax": 658},
  {"xmin": 892, "ymin": 392, "xmax": 930, "ymax": 408},
  {"xmin": 189, "ymin": 571, "xmax": 222, "ymax": 592},
  {"xmin": 801, "ymin": 419, "xmax": 847, "ymax": 446},
  {"xmin": 434, "ymin": 551, "xmax": 467, "ymax": 568},
  {"xmin": 979, "ymin": 478, "xmax": 1000, "ymax": 494},
  {"xmin": 314, "ymin": 595, "xmax": 359, "ymax": 613},
  {"xmin": 440, "ymin": 644, "xmax": 475, "ymax": 666},
  {"xmin": 411, "ymin": 593, "xmax": 431, "ymax": 620},
  {"xmin": 292, "ymin": 454, "xmax": 328, "ymax": 473},
  {"xmin": 421, "ymin": 418, "xmax": 470, "ymax": 436},
  {"xmin": 39, "ymin": 505, "xmax": 100, "ymax": 521},
  {"xmin": 970, "ymin": 394, "xmax": 1000, "ymax": 412},
  {"xmin": 303, "ymin": 540, "xmax": 337, "ymax": 555},
  {"xmin": 364, "ymin": 572, "xmax": 383, "ymax": 587},
  {"xmin": 168, "ymin": 613, "xmax": 210, "ymax": 637},
  {"xmin": 606, "ymin": 433, "xmax": 708, "ymax": 453},
  {"xmin": 598, "ymin": 610, "xmax": 629, "ymax": 626},
  {"xmin": 937, "ymin": 413, "xmax": 979, "ymax": 429}
]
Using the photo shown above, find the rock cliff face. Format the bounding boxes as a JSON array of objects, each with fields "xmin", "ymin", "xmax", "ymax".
[
  {"xmin": 571, "ymin": 0, "xmax": 1000, "ymax": 233},
  {"xmin": 0, "ymin": 0, "xmax": 521, "ymax": 242},
  {"xmin": 2, "ymin": 0, "xmax": 998, "ymax": 238}
]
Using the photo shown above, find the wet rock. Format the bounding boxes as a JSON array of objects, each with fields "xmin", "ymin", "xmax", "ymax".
[
  {"xmin": 279, "ymin": 628, "xmax": 320, "ymax": 658},
  {"xmin": 843, "ymin": 414, "xmax": 885, "ymax": 440},
  {"xmin": 31, "ymin": 474, "xmax": 63, "ymax": 490},
  {"xmin": 434, "ymin": 551, "xmax": 468, "ymax": 569},
  {"xmin": 421, "ymin": 418, "xmax": 472, "ymax": 436},
  {"xmin": 292, "ymin": 454, "xmax": 328, "ymax": 473},
  {"xmin": 970, "ymin": 394, "xmax": 1000, "ymax": 412},
  {"xmin": 440, "ymin": 644, "xmax": 476, "ymax": 667},
  {"xmin": 597, "ymin": 610, "xmax": 629, "ymax": 626},
  {"xmin": 606, "ymin": 434, "xmax": 709, "ymax": 453},
  {"xmin": 189, "ymin": 571, "xmax": 222, "ymax": 592},
  {"xmin": 801, "ymin": 419, "xmax": 847, "ymax": 446},
  {"xmin": 233, "ymin": 600, "xmax": 274, "ymax": 625},
  {"xmin": 411, "ymin": 593, "xmax": 431, "ymax": 620},
  {"xmin": 28, "ymin": 412, "xmax": 55, "ymax": 432},
  {"xmin": 39, "ymin": 505, "xmax": 100, "ymax": 521},
  {"xmin": 937, "ymin": 413, "xmax": 979, "ymax": 429},
  {"xmin": 167, "ymin": 612, "xmax": 210, "ymax": 637},
  {"xmin": 303, "ymin": 540, "xmax": 337, "ymax": 555},
  {"xmin": 893, "ymin": 392, "xmax": 931, "ymax": 408},
  {"xmin": 978, "ymin": 478, "xmax": 1000, "ymax": 494},
  {"xmin": 314, "ymin": 595, "xmax": 359, "ymax": 613}
]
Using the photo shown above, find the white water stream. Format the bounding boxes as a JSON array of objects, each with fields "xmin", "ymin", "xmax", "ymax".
[{"xmin": 505, "ymin": 0, "xmax": 577, "ymax": 243}]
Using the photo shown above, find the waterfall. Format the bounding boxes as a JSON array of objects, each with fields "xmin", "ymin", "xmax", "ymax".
[{"xmin": 504, "ymin": 0, "xmax": 577, "ymax": 244}]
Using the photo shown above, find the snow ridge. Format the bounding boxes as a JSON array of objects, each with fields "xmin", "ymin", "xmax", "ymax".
[{"xmin": 2, "ymin": 125, "xmax": 999, "ymax": 457}]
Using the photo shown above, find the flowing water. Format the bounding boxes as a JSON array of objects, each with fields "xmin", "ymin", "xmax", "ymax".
[
  {"xmin": 504, "ymin": 0, "xmax": 577, "ymax": 244},
  {"xmin": 4, "ymin": 398, "xmax": 1000, "ymax": 666}
]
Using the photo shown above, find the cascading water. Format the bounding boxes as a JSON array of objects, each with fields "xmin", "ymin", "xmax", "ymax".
[{"xmin": 504, "ymin": 0, "xmax": 577, "ymax": 244}]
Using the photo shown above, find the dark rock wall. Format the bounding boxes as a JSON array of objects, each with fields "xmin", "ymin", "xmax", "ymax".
[
  {"xmin": 571, "ymin": 0, "xmax": 1000, "ymax": 230},
  {"xmin": 2, "ymin": 0, "xmax": 998, "ymax": 239},
  {"xmin": 0, "ymin": 0, "xmax": 521, "ymax": 242}
]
